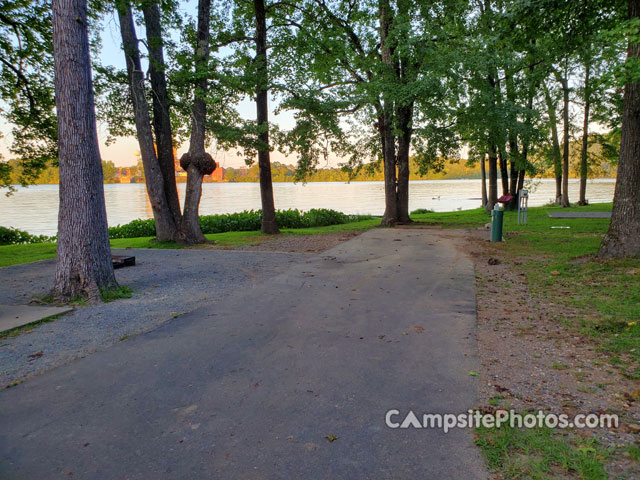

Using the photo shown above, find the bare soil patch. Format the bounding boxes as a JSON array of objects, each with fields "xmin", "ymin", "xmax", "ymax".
[{"xmin": 232, "ymin": 231, "xmax": 363, "ymax": 253}]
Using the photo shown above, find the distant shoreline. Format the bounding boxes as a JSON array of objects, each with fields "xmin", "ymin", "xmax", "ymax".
[{"xmin": 5, "ymin": 176, "xmax": 617, "ymax": 187}]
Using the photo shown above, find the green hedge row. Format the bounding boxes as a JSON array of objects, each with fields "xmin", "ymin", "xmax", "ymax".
[
  {"xmin": 0, "ymin": 226, "xmax": 56, "ymax": 245},
  {"xmin": 107, "ymin": 209, "xmax": 372, "ymax": 239},
  {"xmin": 0, "ymin": 210, "xmax": 372, "ymax": 245}
]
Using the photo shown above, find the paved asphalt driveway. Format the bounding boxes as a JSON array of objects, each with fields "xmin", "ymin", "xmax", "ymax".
[{"xmin": 0, "ymin": 228, "xmax": 487, "ymax": 479}]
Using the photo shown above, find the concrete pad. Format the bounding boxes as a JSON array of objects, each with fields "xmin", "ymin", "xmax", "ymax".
[
  {"xmin": 548, "ymin": 211, "xmax": 611, "ymax": 218},
  {"xmin": 0, "ymin": 305, "xmax": 73, "ymax": 333}
]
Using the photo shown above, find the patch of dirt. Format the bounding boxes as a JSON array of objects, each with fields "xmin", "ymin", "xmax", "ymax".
[
  {"xmin": 233, "ymin": 231, "xmax": 363, "ymax": 253},
  {"xmin": 464, "ymin": 230, "xmax": 639, "ymax": 478}
]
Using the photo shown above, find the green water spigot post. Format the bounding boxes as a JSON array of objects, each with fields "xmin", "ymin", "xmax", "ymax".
[{"xmin": 490, "ymin": 204, "xmax": 504, "ymax": 242}]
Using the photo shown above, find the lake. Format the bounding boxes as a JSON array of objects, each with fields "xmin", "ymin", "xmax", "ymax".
[{"xmin": 0, "ymin": 178, "xmax": 616, "ymax": 236}]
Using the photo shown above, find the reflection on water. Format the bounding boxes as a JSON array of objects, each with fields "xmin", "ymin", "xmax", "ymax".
[{"xmin": 0, "ymin": 178, "xmax": 616, "ymax": 236}]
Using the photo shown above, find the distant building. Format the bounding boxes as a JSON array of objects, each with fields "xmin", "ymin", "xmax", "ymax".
[
  {"xmin": 210, "ymin": 162, "xmax": 225, "ymax": 182},
  {"xmin": 116, "ymin": 167, "xmax": 132, "ymax": 183}
]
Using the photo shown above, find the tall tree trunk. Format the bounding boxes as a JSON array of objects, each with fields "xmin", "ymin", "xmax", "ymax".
[
  {"xmin": 486, "ymin": 143, "xmax": 498, "ymax": 212},
  {"xmin": 396, "ymin": 102, "xmax": 413, "ymax": 223},
  {"xmin": 481, "ymin": 154, "xmax": 488, "ymax": 208},
  {"xmin": 498, "ymin": 150, "xmax": 509, "ymax": 196},
  {"xmin": 51, "ymin": 0, "xmax": 116, "ymax": 300},
  {"xmin": 599, "ymin": 0, "xmax": 640, "ymax": 258},
  {"xmin": 543, "ymin": 84, "xmax": 563, "ymax": 204},
  {"xmin": 506, "ymin": 72, "xmax": 522, "ymax": 209},
  {"xmin": 380, "ymin": 112, "xmax": 397, "ymax": 226},
  {"xmin": 486, "ymin": 64, "xmax": 502, "ymax": 212},
  {"xmin": 559, "ymin": 73, "xmax": 571, "ymax": 207},
  {"xmin": 379, "ymin": 0, "xmax": 397, "ymax": 227},
  {"xmin": 579, "ymin": 61, "xmax": 591, "ymax": 206},
  {"xmin": 514, "ymin": 67, "xmax": 537, "ymax": 203},
  {"xmin": 142, "ymin": 2, "xmax": 183, "ymax": 230},
  {"xmin": 490, "ymin": 68, "xmax": 509, "ymax": 197},
  {"xmin": 180, "ymin": 0, "xmax": 215, "ymax": 244},
  {"xmin": 517, "ymin": 169, "xmax": 526, "ymax": 192},
  {"xmin": 254, "ymin": 0, "xmax": 278, "ymax": 234},
  {"xmin": 118, "ymin": 3, "xmax": 177, "ymax": 242},
  {"xmin": 394, "ymin": 0, "xmax": 412, "ymax": 224}
]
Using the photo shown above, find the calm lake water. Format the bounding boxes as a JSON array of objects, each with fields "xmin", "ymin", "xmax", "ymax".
[{"xmin": 0, "ymin": 179, "xmax": 616, "ymax": 236}]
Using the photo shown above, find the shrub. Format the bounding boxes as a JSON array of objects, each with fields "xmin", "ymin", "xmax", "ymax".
[
  {"xmin": 0, "ymin": 226, "xmax": 55, "ymax": 245},
  {"xmin": 108, "ymin": 209, "xmax": 373, "ymax": 239},
  {"xmin": 108, "ymin": 219, "xmax": 156, "ymax": 239},
  {"xmin": 411, "ymin": 208, "xmax": 434, "ymax": 215}
]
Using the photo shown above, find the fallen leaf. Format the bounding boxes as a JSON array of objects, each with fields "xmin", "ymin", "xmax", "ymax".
[
  {"xmin": 324, "ymin": 434, "xmax": 339, "ymax": 442},
  {"xmin": 468, "ymin": 371, "xmax": 480, "ymax": 376}
]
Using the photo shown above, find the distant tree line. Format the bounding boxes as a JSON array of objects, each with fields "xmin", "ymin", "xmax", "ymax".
[{"xmin": 4, "ymin": 137, "xmax": 619, "ymax": 187}]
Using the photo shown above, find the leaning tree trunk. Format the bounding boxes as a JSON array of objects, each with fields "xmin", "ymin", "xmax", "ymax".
[
  {"xmin": 254, "ymin": 0, "xmax": 279, "ymax": 234},
  {"xmin": 51, "ymin": 0, "xmax": 117, "ymax": 300},
  {"xmin": 118, "ymin": 3, "xmax": 177, "ymax": 242},
  {"xmin": 396, "ymin": 103, "xmax": 413, "ymax": 224},
  {"xmin": 180, "ymin": 0, "xmax": 215, "ymax": 244},
  {"xmin": 579, "ymin": 62, "xmax": 591, "ymax": 206},
  {"xmin": 560, "ymin": 75, "xmax": 571, "ymax": 207},
  {"xmin": 599, "ymin": 0, "xmax": 640, "ymax": 258},
  {"xmin": 142, "ymin": 2, "xmax": 183, "ymax": 229}
]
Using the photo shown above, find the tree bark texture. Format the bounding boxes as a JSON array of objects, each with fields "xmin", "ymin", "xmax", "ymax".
[
  {"xmin": 559, "ymin": 74, "xmax": 571, "ymax": 207},
  {"xmin": 486, "ymin": 144, "xmax": 498, "ymax": 213},
  {"xmin": 118, "ymin": 3, "xmax": 177, "ymax": 242},
  {"xmin": 254, "ymin": 0, "xmax": 279, "ymax": 234},
  {"xmin": 544, "ymin": 85, "xmax": 563, "ymax": 205},
  {"xmin": 579, "ymin": 62, "xmax": 591, "ymax": 206},
  {"xmin": 142, "ymin": 2, "xmax": 183, "ymax": 228},
  {"xmin": 498, "ymin": 150, "xmax": 509, "ymax": 196},
  {"xmin": 481, "ymin": 154, "xmax": 488, "ymax": 208},
  {"xmin": 599, "ymin": 0, "xmax": 640, "ymax": 257},
  {"xmin": 396, "ymin": 102, "xmax": 413, "ymax": 223},
  {"xmin": 180, "ymin": 0, "xmax": 215, "ymax": 244},
  {"xmin": 51, "ymin": 0, "xmax": 117, "ymax": 300},
  {"xmin": 379, "ymin": 0, "xmax": 397, "ymax": 227}
]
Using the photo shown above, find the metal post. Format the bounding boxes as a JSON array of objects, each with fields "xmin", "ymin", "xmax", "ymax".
[
  {"xmin": 490, "ymin": 204, "xmax": 504, "ymax": 242},
  {"xmin": 518, "ymin": 189, "xmax": 528, "ymax": 225}
]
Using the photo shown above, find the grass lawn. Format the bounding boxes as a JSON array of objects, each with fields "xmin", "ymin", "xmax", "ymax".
[
  {"xmin": 0, "ymin": 218, "xmax": 381, "ymax": 268},
  {"xmin": 474, "ymin": 419, "xmax": 611, "ymax": 480}
]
